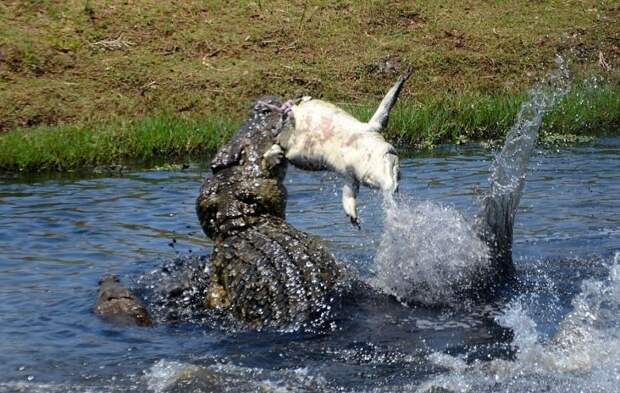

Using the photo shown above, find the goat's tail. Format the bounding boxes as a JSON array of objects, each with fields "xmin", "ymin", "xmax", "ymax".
[{"xmin": 368, "ymin": 71, "xmax": 412, "ymax": 132}]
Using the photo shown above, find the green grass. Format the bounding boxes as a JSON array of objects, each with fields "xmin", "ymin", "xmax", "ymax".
[
  {"xmin": 383, "ymin": 81, "xmax": 620, "ymax": 148},
  {"xmin": 1, "ymin": 83, "xmax": 617, "ymax": 172},
  {"xmin": 0, "ymin": 1, "xmax": 618, "ymax": 172},
  {"xmin": 1, "ymin": 1, "xmax": 618, "ymax": 131},
  {"xmin": 0, "ymin": 115, "xmax": 236, "ymax": 172}
]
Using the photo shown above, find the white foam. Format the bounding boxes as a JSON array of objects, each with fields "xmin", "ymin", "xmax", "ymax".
[
  {"xmin": 142, "ymin": 360, "xmax": 328, "ymax": 392},
  {"xmin": 416, "ymin": 252, "xmax": 620, "ymax": 393},
  {"xmin": 372, "ymin": 194, "xmax": 491, "ymax": 305},
  {"xmin": 0, "ymin": 381, "xmax": 118, "ymax": 393},
  {"xmin": 143, "ymin": 360, "xmax": 199, "ymax": 393}
]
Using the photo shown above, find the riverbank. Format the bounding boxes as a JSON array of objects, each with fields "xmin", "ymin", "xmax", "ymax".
[
  {"xmin": 1, "ymin": 1, "xmax": 618, "ymax": 172},
  {"xmin": 1, "ymin": 82, "xmax": 617, "ymax": 172}
]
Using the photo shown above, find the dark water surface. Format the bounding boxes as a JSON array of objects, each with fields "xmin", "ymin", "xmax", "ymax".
[{"xmin": 0, "ymin": 138, "xmax": 618, "ymax": 392}]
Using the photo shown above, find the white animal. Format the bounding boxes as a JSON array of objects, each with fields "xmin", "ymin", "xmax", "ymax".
[{"xmin": 277, "ymin": 73, "xmax": 411, "ymax": 227}]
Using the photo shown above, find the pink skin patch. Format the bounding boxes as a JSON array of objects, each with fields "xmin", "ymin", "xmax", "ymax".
[
  {"xmin": 319, "ymin": 116, "xmax": 335, "ymax": 139},
  {"xmin": 345, "ymin": 134, "xmax": 361, "ymax": 147}
]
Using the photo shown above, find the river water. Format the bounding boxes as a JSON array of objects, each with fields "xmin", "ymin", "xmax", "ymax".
[{"xmin": 0, "ymin": 137, "xmax": 619, "ymax": 392}]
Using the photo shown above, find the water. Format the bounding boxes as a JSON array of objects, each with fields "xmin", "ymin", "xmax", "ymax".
[
  {"xmin": 373, "ymin": 197, "xmax": 491, "ymax": 305},
  {"xmin": 374, "ymin": 57, "xmax": 571, "ymax": 305},
  {"xmin": 1, "ymin": 133, "xmax": 619, "ymax": 392},
  {"xmin": 417, "ymin": 253, "xmax": 620, "ymax": 393}
]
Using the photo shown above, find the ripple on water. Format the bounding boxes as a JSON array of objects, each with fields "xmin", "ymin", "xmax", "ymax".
[
  {"xmin": 0, "ymin": 138, "xmax": 618, "ymax": 392},
  {"xmin": 414, "ymin": 252, "xmax": 620, "ymax": 393}
]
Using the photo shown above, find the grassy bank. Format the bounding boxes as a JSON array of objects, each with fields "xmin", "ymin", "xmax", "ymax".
[
  {"xmin": 1, "ymin": 1, "xmax": 618, "ymax": 172},
  {"xmin": 1, "ymin": 83, "xmax": 617, "ymax": 172},
  {"xmin": 0, "ymin": 115, "xmax": 236, "ymax": 172},
  {"xmin": 1, "ymin": 1, "xmax": 618, "ymax": 130},
  {"xmin": 382, "ymin": 81, "xmax": 620, "ymax": 148}
]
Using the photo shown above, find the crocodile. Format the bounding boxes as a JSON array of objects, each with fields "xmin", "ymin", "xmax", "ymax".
[{"xmin": 195, "ymin": 97, "xmax": 347, "ymax": 330}]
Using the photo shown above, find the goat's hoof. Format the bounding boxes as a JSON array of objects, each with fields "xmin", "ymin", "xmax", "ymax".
[{"xmin": 349, "ymin": 216, "xmax": 361, "ymax": 230}]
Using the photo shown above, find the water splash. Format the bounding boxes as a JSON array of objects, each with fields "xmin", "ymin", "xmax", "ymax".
[
  {"xmin": 417, "ymin": 252, "xmax": 620, "ymax": 393},
  {"xmin": 476, "ymin": 55, "xmax": 571, "ymax": 278},
  {"xmin": 373, "ymin": 57, "xmax": 572, "ymax": 304},
  {"xmin": 144, "ymin": 360, "xmax": 200, "ymax": 393},
  {"xmin": 142, "ymin": 359, "xmax": 330, "ymax": 392},
  {"xmin": 373, "ymin": 195, "xmax": 491, "ymax": 305},
  {"xmin": 134, "ymin": 255, "xmax": 230, "ymax": 327}
]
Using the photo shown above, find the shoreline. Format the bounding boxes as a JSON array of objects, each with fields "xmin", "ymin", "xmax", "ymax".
[{"xmin": 1, "ymin": 83, "xmax": 618, "ymax": 173}]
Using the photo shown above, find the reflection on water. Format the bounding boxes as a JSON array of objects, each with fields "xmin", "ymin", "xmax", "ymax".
[{"xmin": 0, "ymin": 138, "xmax": 619, "ymax": 392}]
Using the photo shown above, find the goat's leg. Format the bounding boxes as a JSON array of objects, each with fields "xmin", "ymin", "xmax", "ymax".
[
  {"xmin": 262, "ymin": 144, "xmax": 284, "ymax": 171},
  {"xmin": 342, "ymin": 179, "xmax": 360, "ymax": 229}
]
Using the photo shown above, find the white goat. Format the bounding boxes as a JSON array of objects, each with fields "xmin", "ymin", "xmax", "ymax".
[{"xmin": 277, "ymin": 73, "xmax": 411, "ymax": 227}]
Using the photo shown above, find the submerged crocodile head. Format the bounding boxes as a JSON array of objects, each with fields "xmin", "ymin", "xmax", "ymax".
[{"xmin": 94, "ymin": 275, "xmax": 152, "ymax": 326}]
